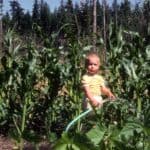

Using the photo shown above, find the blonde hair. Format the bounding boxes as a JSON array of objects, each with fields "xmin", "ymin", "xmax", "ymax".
[{"xmin": 85, "ymin": 51, "xmax": 100, "ymax": 68}]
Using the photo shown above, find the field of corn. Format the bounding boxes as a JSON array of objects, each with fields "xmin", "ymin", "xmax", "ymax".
[{"xmin": 0, "ymin": 24, "xmax": 149, "ymax": 150}]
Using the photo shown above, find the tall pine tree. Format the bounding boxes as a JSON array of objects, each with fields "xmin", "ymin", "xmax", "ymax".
[
  {"xmin": 32, "ymin": 0, "xmax": 40, "ymax": 25},
  {"xmin": 10, "ymin": 0, "xmax": 24, "ymax": 32},
  {"xmin": 40, "ymin": 0, "xmax": 51, "ymax": 34}
]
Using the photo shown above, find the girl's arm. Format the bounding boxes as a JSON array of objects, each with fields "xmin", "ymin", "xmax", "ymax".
[{"xmin": 101, "ymin": 86, "xmax": 115, "ymax": 100}]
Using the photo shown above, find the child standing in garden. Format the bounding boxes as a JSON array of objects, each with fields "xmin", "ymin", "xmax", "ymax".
[{"xmin": 81, "ymin": 51, "xmax": 115, "ymax": 110}]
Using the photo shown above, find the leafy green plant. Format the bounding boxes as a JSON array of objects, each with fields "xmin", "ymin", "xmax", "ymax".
[
  {"xmin": 0, "ymin": 21, "xmax": 149, "ymax": 149},
  {"xmin": 53, "ymin": 23, "xmax": 149, "ymax": 149}
]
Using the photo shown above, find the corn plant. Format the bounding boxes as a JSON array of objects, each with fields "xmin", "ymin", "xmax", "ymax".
[
  {"xmin": 0, "ymin": 30, "xmax": 43, "ymax": 149},
  {"xmin": 53, "ymin": 24, "xmax": 150, "ymax": 149},
  {"xmin": 0, "ymin": 29, "xmax": 62, "ymax": 148},
  {"xmin": 0, "ymin": 22, "xmax": 149, "ymax": 149}
]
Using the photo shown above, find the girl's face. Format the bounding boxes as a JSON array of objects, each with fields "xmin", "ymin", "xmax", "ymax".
[{"xmin": 87, "ymin": 56, "xmax": 100, "ymax": 75}]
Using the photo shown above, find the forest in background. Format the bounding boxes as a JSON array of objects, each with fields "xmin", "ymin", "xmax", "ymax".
[{"xmin": 1, "ymin": 0, "xmax": 150, "ymax": 49}]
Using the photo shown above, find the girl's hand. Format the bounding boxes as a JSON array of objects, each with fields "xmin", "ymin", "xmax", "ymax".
[
  {"xmin": 108, "ymin": 93, "xmax": 116, "ymax": 100},
  {"xmin": 91, "ymin": 100, "xmax": 100, "ymax": 107},
  {"xmin": 91, "ymin": 98, "xmax": 103, "ymax": 107}
]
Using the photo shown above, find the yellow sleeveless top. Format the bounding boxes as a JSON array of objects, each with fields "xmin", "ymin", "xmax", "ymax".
[{"xmin": 81, "ymin": 74, "xmax": 105, "ymax": 96}]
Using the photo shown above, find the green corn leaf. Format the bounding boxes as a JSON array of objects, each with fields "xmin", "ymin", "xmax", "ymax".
[
  {"xmin": 123, "ymin": 62, "xmax": 131, "ymax": 77},
  {"xmin": 117, "ymin": 30, "xmax": 123, "ymax": 42},
  {"xmin": 13, "ymin": 44, "xmax": 21, "ymax": 56},
  {"xmin": 86, "ymin": 125, "xmax": 106, "ymax": 145},
  {"xmin": 29, "ymin": 58, "xmax": 37, "ymax": 72},
  {"xmin": 83, "ymin": 45, "xmax": 93, "ymax": 51},
  {"xmin": 130, "ymin": 61, "xmax": 138, "ymax": 80},
  {"xmin": 146, "ymin": 46, "xmax": 150, "ymax": 59},
  {"xmin": 123, "ymin": 30, "xmax": 139, "ymax": 37},
  {"xmin": 119, "ymin": 122, "xmax": 144, "ymax": 142},
  {"xmin": 8, "ymin": 75, "xmax": 13, "ymax": 86},
  {"xmin": 54, "ymin": 132, "xmax": 98, "ymax": 150}
]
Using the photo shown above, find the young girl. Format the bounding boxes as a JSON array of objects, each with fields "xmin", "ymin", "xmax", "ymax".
[{"xmin": 81, "ymin": 51, "xmax": 115, "ymax": 110}]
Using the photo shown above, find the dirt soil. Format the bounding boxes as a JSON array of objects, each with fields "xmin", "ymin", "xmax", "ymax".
[{"xmin": 0, "ymin": 135, "xmax": 52, "ymax": 150}]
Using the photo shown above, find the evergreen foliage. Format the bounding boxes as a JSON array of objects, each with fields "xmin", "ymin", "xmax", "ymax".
[{"xmin": 1, "ymin": 0, "xmax": 149, "ymax": 41}]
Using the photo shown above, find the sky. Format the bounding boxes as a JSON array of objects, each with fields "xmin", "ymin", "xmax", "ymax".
[
  {"xmin": 3, "ymin": 0, "xmax": 61, "ymax": 13},
  {"xmin": 3, "ymin": 0, "xmax": 141, "ymax": 14}
]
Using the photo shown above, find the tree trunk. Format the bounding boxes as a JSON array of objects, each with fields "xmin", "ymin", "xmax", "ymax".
[
  {"xmin": 93, "ymin": 0, "xmax": 97, "ymax": 51},
  {"xmin": 103, "ymin": 0, "xmax": 106, "ymax": 63},
  {"xmin": 0, "ymin": 0, "xmax": 3, "ymax": 57}
]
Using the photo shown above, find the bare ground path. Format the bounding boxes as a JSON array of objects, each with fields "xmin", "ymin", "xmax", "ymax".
[{"xmin": 0, "ymin": 135, "xmax": 52, "ymax": 150}]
